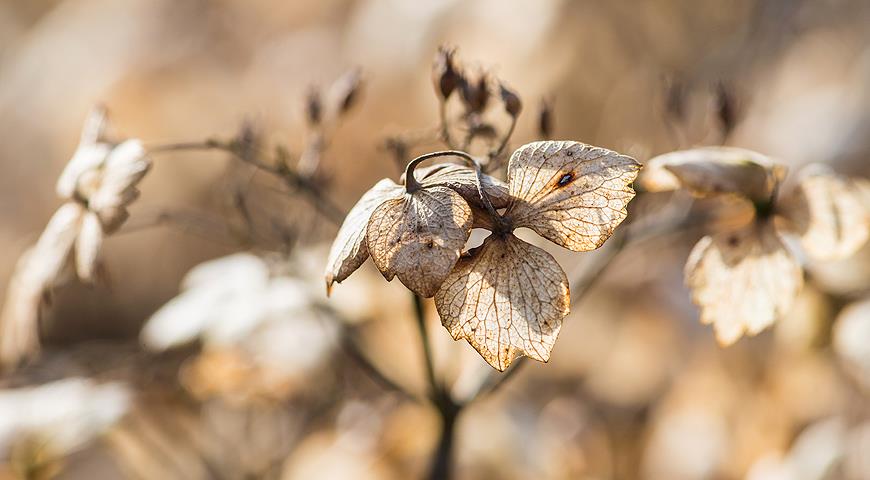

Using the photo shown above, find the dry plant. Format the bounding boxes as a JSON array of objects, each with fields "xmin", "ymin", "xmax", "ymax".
[{"xmin": 1, "ymin": 44, "xmax": 869, "ymax": 480}]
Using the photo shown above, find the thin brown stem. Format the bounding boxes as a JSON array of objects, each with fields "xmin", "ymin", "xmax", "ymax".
[
  {"xmin": 412, "ymin": 294, "xmax": 439, "ymax": 397},
  {"xmin": 339, "ymin": 327, "xmax": 421, "ymax": 403}
]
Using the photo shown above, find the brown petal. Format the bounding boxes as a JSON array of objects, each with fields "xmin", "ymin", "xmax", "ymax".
[
  {"xmin": 640, "ymin": 147, "xmax": 783, "ymax": 202},
  {"xmin": 685, "ymin": 221, "xmax": 803, "ymax": 345},
  {"xmin": 407, "ymin": 163, "xmax": 511, "ymax": 209},
  {"xmin": 505, "ymin": 141, "xmax": 640, "ymax": 251},
  {"xmin": 434, "ymin": 233, "xmax": 569, "ymax": 371},
  {"xmin": 780, "ymin": 166, "xmax": 870, "ymax": 261},
  {"xmin": 367, "ymin": 186, "xmax": 472, "ymax": 297},
  {"xmin": 324, "ymin": 179, "xmax": 405, "ymax": 294}
]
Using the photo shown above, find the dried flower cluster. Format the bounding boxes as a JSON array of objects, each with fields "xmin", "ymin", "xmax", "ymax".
[
  {"xmin": 0, "ymin": 108, "xmax": 151, "ymax": 369},
  {"xmin": 327, "ymin": 141, "xmax": 640, "ymax": 370},
  {"xmin": 642, "ymin": 147, "xmax": 870, "ymax": 344}
]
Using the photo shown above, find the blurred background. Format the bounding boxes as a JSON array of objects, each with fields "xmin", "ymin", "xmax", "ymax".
[{"xmin": 1, "ymin": 0, "xmax": 869, "ymax": 479}]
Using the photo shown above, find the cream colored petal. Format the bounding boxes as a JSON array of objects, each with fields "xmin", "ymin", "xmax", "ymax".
[
  {"xmin": 56, "ymin": 107, "xmax": 110, "ymax": 199},
  {"xmin": 0, "ymin": 203, "xmax": 84, "ymax": 368},
  {"xmin": 367, "ymin": 186, "xmax": 472, "ymax": 297},
  {"xmin": 505, "ymin": 141, "xmax": 640, "ymax": 251},
  {"xmin": 89, "ymin": 139, "xmax": 151, "ymax": 232},
  {"xmin": 324, "ymin": 179, "xmax": 404, "ymax": 293},
  {"xmin": 833, "ymin": 299, "xmax": 870, "ymax": 389},
  {"xmin": 685, "ymin": 221, "xmax": 803, "ymax": 345},
  {"xmin": 412, "ymin": 163, "xmax": 512, "ymax": 209},
  {"xmin": 434, "ymin": 233, "xmax": 569, "ymax": 371},
  {"xmin": 640, "ymin": 147, "xmax": 782, "ymax": 203},
  {"xmin": 781, "ymin": 168, "xmax": 870, "ymax": 261},
  {"xmin": 75, "ymin": 212, "xmax": 104, "ymax": 283}
]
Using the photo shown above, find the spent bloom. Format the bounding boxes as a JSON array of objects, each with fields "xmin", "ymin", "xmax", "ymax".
[
  {"xmin": 641, "ymin": 147, "xmax": 870, "ymax": 345},
  {"xmin": 0, "ymin": 107, "xmax": 151, "ymax": 369},
  {"xmin": 0, "ymin": 378, "xmax": 130, "ymax": 458},
  {"xmin": 142, "ymin": 253, "xmax": 337, "ymax": 401},
  {"xmin": 326, "ymin": 141, "xmax": 640, "ymax": 370}
]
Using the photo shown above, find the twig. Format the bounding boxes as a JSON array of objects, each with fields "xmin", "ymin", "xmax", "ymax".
[
  {"xmin": 412, "ymin": 294, "xmax": 439, "ymax": 397},
  {"xmin": 339, "ymin": 328, "xmax": 420, "ymax": 403}
]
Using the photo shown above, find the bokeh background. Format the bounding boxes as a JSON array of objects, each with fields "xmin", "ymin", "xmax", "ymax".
[{"xmin": 1, "ymin": 0, "xmax": 869, "ymax": 479}]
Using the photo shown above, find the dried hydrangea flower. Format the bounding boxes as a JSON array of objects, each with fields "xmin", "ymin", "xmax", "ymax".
[
  {"xmin": 435, "ymin": 141, "xmax": 640, "ymax": 370},
  {"xmin": 650, "ymin": 147, "xmax": 870, "ymax": 345},
  {"xmin": 324, "ymin": 155, "xmax": 509, "ymax": 296},
  {"xmin": 0, "ymin": 108, "xmax": 151, "ymax": 369}
]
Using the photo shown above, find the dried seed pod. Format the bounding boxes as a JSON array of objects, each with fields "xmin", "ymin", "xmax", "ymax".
[
  {"xmin": 714, "ymin": 81, "xmax": 738, "ymax": 137},
  {"xmin": 433, "ymin": 46, "xmax": 461, "ymax": 100},
  {"xmin": 538, "ymin": 97, "xmax": 554, "ymax": 139},
  {"xmin": 332, "ymin": 67, "xmax": 363, "ymax": 115},
  {"xmin": 305, "ymin": 87, "xmax": 322, "ymax": 127},
  {"xmin": 460, "ymin": 72, "xmax": 490, "ymax": 114},
  {"xmin": 499, "ymin": 81, "xmax": 522, "ymax": 118}
]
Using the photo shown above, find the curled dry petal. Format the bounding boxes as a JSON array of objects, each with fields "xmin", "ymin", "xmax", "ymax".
[
  {"xmin": 505, "ymin": 141, "xmax": 641, "ymax": 251},
  {"xmin": 640, "ymin": 147, "xmax": 782, "ymax": 203},
  {"xmin": 410, "ymin": 163, "xmax": 511, "ymax": 209},
  {"xmin": 56, "ymin": 107, "xmax": 109, "ymax": 200},
  {"xmin": 780, "ymin": 166, "xmax": 870, "ymax": 261},
  {"xmin": 367, "ymin": 186, "xmax": 473, "ymax": 297},
  {"xmin": 324, "ymin": 179, "xmax": 405, "ymax": 294},
  {"xmin": 434, "ymin": 233, "xmax": 569, "ymax": 371},
  {"xmin": 685, "ymin": 221, "xmax": 803, "ymax": 345},
  {"xmin": 89, "ymin": 139, "xmax": 151, "ymax": 232},
  {"xmin": 75, "ymin": 212, "xmax": 104, "ymax": 283},
  {"xmin": 0, "ymin": 202, "xmax": 85, "ymax": 369}
]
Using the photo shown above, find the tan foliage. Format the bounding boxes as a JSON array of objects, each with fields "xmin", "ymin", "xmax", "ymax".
[
  {"xmin": 505, "ymin": 141, "xmax": 640, "ymax": 251},
  {"xmin": 685, "ymin": 221, "xmax": 803, "ymax": 345},
  {"xmin": 434, "ymin": 233, "xmax": 569, "ymax": 371}
]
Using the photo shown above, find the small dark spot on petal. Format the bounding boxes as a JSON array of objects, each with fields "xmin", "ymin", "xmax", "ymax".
[{"xmin": 557, "ymin": 172, "xmax": 574, "ymax": 187}]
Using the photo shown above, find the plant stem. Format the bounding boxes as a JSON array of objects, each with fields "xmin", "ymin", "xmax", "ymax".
[
  {"xmin": 412, "ymin": 294, "xmax": 439, "ymax": 396},
  {"xmin": 426, "ymin": 402, "xmax": 459, "ymax": 480}
]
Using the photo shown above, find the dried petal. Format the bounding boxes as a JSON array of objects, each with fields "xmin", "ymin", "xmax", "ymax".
[
  {"xmin": 324, "ymin": 179, "xmax": 405, "ymax": 293},
  {"xmin": 641, "ymin": 147, "xmax": 782, "ymax": 203},
  {"xmin": 56, "ymin": 107, "xmax": 110, "ymax": 199},
  {"xmin": 89, "ymin": 139, "xmax": 151, "ymax": 232},
  {"xmin": 433, "ymin": 46, "xmax": 460, "ymax": 100},
  {"xmin": 780, "ymin": 166, "xmax": 870, "ymax": 261},
  {"xmin": 434, "ymin": 233, "xmax": 569, "ymax": 371},
  {"xmin": 367, "ymin": 186, "xmax": 472, "ymax": 297},
  {"xmin": 685, "ymin": 221, "xmax": 803, "ymax": 345},
  {"xmin": 75, "ymin": 212, "xmax": 104, "ymax": 283},
  {"xmin": 505, "ymin": 141, "xmax": 640, "ymax": 251},
  {"xmin": 0, "ymin": 202, "xmax": 85, "ymax": 368},
  {"xmin": 411, "ymin": 163, "xmax": 511, "ymax": 209}
]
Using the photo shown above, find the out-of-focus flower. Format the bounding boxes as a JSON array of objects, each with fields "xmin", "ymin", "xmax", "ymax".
[
  {"xmin": 833, "ymin": 298, "xmax": 870, "ymax": 391},
  {"xmin": 0, "ymin": 378, "xmax": 130, "ymax": 459},
  {"xmin": 745, "ymin": 417, "xmax": 847, "ymax": 480},
  {"xmin": 643, "ymin": 147, "xmax": 870, "ymax": 345},
  {"xmin": 0, "ymin": 107, "xmax": 150, "ymax": 369},
  {"xmin": 141, "ymin": 253, "xmax": 337, "ymax": 403}
]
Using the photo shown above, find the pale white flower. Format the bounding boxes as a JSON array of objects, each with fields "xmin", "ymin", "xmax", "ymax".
[
  {"xmin": 0, "ymin": 378, "xmax": 130, "ymax": 458},
  {"xmin": 0, "ymin": 108, "xmax": 151, "ymax": 369},
  {"xmin": 141, "ymin": 253, "xmax": 337, "ymax": 397},
  {"xmin": 833, "ymin": 299, "xmax": 870, "ymax": 390}
]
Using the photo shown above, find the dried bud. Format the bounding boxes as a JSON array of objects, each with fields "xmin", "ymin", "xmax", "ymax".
[
  {"xmin": 664, "ymin": 75, "xmax": 686, "ymax": 122},
  {"xmin": 499, "ymin": 81, "xmax": 522, "ymax": 118},
  {"xmin": 305, "ymin": 87, "xmax": 322, "ymax": 127},
  {"xmin": 538, "ymin": 97, "xmax": 554, "ymax": 139},
  {"xmin": 433, "ymin": 46, "xmax": 460, "ymax": 100},
  {"xmin": 715, "ymin": 81, "xmax": 738, "ymax": 138},
  {"xmin": 460, "ymin": 72, "xmax": 490, "ymax": 114},
  {"xmin": 332, "ymin": 67, "xmax": 363, "ymax": 115}
]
